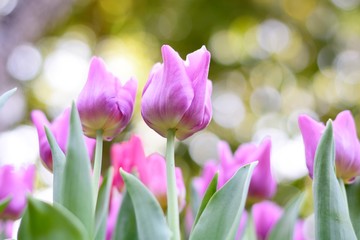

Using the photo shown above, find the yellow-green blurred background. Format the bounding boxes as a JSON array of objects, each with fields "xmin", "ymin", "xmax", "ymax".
[{"xmin": 1, "ymin": 0, "xmax": 360, "ymax": 193}]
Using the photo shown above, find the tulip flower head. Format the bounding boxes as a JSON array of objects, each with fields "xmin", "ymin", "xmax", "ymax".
[
  {"xmin": 194, "ymin": 138, "xmax": 276, "ymax": 200},
  {"xmin": 252, "ymin": 201, "xmax": 283, "ymax": 240},
  {"xmin": 31, "ymin": 109, "xmax": 96, "ymax": 171},
  {"xmin": 0, "ymin": 165, "xmax": 35, "ymax": 220},
  {"xmin": 77, "ymin": 57, "xmax": 137, "ymax": 141},
  {"xmin": 141, "ymin": 45, "xmax": 212, "ymax": 140},
  {"xmin": 298, "ymin": 110, "xmax": 360, "ymax": 183}
]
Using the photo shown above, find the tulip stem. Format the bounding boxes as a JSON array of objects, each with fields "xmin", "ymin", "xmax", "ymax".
[
  {"xmin": 93, "ymin": 130, "xmax": 103, "ymax": 205},
  {"xmin": 165, "ymin": 129, "xmax": 180, "ymax": 240}
]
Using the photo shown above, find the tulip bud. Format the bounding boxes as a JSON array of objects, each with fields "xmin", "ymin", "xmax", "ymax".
[
  {"xmin": 0, "ymin": 165, "xmax": 35, "ymax": 220},
  {"xmin": 141, "ymin": 45, "xmax": 212, "ymax": 140},
  {"xmin": 31, "ymin": 109, "xmax": 95, "ymax": 171},
  {"xmin": 298, "ymin": 110, "xmax": 360, "ymax": 183},
  {"xmin": 77, "ymin": 57, "xmax": 137, "ymax": 141}
]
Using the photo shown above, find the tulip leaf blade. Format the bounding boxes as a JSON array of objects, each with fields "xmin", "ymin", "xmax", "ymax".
[
  {"xmin": 120, "ymin": 169, "xmax": 170, "ymax": 240},
  {"xmin": 0, "ymin": 88, "xmax": 16, "ymax": 110},
  {"xmin": 0, "ymin": 197, "xmax": 10, "ymax": 213},
  {"xmin": 268, "ymin": 193, "xmax": 305, "ymax": 240},
  {"xmin": 346, "ymin": 178, "xmax": 360, "ymax": 238},
  {"xmin": 45, "ymin": 126, "xmax": 66, "ymax": 204},
  {"xmin": 94, "ymin": 168, "xmax": 113, "ymax": 240},
  {"xmin": 113, "ymin": 190, "xmax": 138, "ymax": 240},
  {"xmin": 61, "ymin": 102, "xmax": 94, "ymax": 236},
  {"xmin": 17, "ymin": 197, "xmax": 89, "ymax": 240},
  {"xmin": 189, "ymin": 161, "xmax": 257, "ymax": 240},
  {"xmin": 192, "ymin": 172, "xmax": 218, "ymax": 229},
  {"xmin": 313, "ymin": 120, "xmax": 356, "ymax": 240}
]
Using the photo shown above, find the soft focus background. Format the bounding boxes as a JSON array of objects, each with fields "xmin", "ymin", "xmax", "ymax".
[{"xmin": 1, "ymin": 0, "xmax": 360, "ymax": 219}]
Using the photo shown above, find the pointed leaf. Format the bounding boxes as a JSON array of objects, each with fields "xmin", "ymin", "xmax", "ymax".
[
  {"xmin": 94, "ymin": 168, "xmax": 114, "ymax": 240},
  {"xmin": 0, "ymin": 88, "xmax": 16, "ymax": 110},
  {"xmin": 45, "ymin": 126, "xmax": 66, "ymax": 204},
  {"xmin": 18, "ymin": 197, "xmax": 89, "ymax": 240},
  {"xmin": 62, "ymin": 103, "xmax": 94, "ymax": 235},
  {"xmin": 313, "ymin": 121, "xmax": 356, "ymax": 240},
  {"xmin": 189, "ymin": 162, "xmax": 257, "ymax": 240},
  {"xmin": 113, "ymin": 191, "xmax": 138, "ymax": 240},
  {"xmin": 120, "ymin": 169, "xmax": 170, "ymax": 240},
  {"xmin": 192, "ymin": 173, "xmax": 218, "ymax": 228},
  {"xmin": 268, "ymin": 193, "xmax": 304, "ymax": 240},
  {"xmin": 0, "ymin": 198, "xmax": 10, "ymax": 213},
  {"xmin": 346, "ymin": 178, "xmax": 360, "ymax": 239},
  {"xmin": 243, "ymin": 214, "xmax": 257, "ymax": 240}
]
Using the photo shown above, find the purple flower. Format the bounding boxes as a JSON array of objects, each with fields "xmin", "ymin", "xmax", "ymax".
[
  {"xmin": 31, "ymin": 109, "xmax": 96, "ymax": 171},
  {"xmin": 252, "ymin": 200, "xmax": 283, "ymax": 240},
  {"xmin": 141, "ymin": 45, "xmax": 212, "ymax": 140},
  {"xmin": 77, "ymin": 57, "xmax": 137, "ymax": 141},
  {"xmin": 298, "ymin": 110, "xmax": 360, "ymax": 182},
  {"xmin": 0, "ymin": 165, "xmax": 35, "ymax": 220}
]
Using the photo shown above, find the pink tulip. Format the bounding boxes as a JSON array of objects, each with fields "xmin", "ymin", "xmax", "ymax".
[
  {"xmin": 111, "ymin": 135, "xmax": 186, "ymax": 210},
  {"xmin": 141, "ymin": 45, "xmax": 212, "ymax": 140},
  {"xmin": 77, "ymin": 57, "xmax": 137, "ymax": 141},
  {"xmin": 31, "ymin": 109, "xmax": 96, "ymax": 171},
  {"xmin": 139, "ymin": 153, "xmax": 186, "ymax": 211},
  {"xmin": 298, "ymin": 110, "xmax": 360, "ymax": 182},
  {"xmin": 0, "ymin": 165, "xmax": 35, "ymax": 220},
  {"xmin": 252, "ymin": 201, "xmax": 283, "ymax": 240},
  {"xmin": 111, "ymin": 135, "xmax": 146, "ymax": 191},
  {"xmin": 0, "ymin": 220, "xmax": 13, "ymax": 239},
  {"xmin": 195, "ymin": 138, "xmax": 276, "ymax": 200}
]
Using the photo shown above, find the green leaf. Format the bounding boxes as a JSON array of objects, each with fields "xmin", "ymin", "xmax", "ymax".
[
  {"xmin": 94, "ymin": 168, "xmax": 114, "ymax": 240},
  {"xmin": 45, "ymin": 126, "xmax": 66, "ymax": 204},
  {"xmin": 0, "ymin": 198, "xmax": 10, "ymax": 213},
  {"xmin": 113, "ymin": 191, "xmax": 138, "ymax": 240},
  {"xmin": 17, "ymin": 197, "xmax": 89, "ymax": 240},
  {"xmin": 189, "ymin": 162, "xmax": 257, "ymax": 240},
  {"xmin": 192, "ymin": 173, "xmax": 218, "ymax": 229},
  {"xmin": 268, "ymin": 193, "xmax": 304, "ymax": 240},
  {"xmin": 313, "ymin": 121, "xmax": 357, "ymax": 240},
  {"xmin": 346, "ymin": 178, "xmax": 360, "ymax": 239},
  {"xmin": 120, "ymin": 169, "xmax": 170, "ymax": 240},
  {"xmin": 0, "ymin": 88, "xmax": 16, "ymax": 110},
  {"xmin": 243, "ymin": 214, "xmax": 257, "ymax": 240},
  {"xmin": 61, "ymin": 103, "xmax": 94, "ymax": 236}
]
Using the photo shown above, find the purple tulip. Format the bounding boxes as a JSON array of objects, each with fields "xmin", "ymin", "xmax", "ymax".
[
  {"xmin": 77, "ymin": 57, "xmax": 137, "ymax": 141},
  {"xmin": 0, "ymin": 165, "xmax": 35, "ymax": 220},
  {"xmin": 31, "ymin": 109, "xmax": 96, "ymax": 171},
  {"xmin": 0, "ymin": 220, "xmax": 13, "ymax": 239},
  {"xmin": 252, "ymin": 200, "xmax": 283, "ymax": 240},
  {"xmin": 298, "ymin": 110, "xmax": 360, "ymax": 182},
  {"xmin": 141, "ymin": 45, "xmax": 212, "ymax": 140}
]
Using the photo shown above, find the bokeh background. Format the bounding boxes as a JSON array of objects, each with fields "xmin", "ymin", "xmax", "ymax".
[{"xmin": 1, "ymin": 0, "xmax": 360, "ymax": 223}]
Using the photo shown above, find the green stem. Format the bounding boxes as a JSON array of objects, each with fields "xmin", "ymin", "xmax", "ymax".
[
  {"xmin": 165, "ymin": 129, "xmax": 180, "ymax": 240},
  {"xmin": 93, "ymin": 130, "xmax": 103, "ymax": 206}
]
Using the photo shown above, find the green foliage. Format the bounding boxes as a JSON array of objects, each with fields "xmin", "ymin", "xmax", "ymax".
[
  {"xmin": 189, "ymin": 162, "xmax": 257, "ymax": 240},
  {"xmin": 313, "ymin": 121, "xmax": 356, "ymax": 240},
  {"xmin": 61, "ymin": 103, "xmax": 94, "ymax": 236},
  {"xmin": 17, "ymin": 197, "xmax": 89, "ymax": 240},
  {"xmin": 346, "ymin": 178, "xmax": 360, "ymax": 239},
  {"xmin": 119, "ymin": 169, "xmax": 170, "ymax": 240},
  {"xmin": 268, "ymin": 193, "xmax": 304, "ymax": 240},
  {"xmin": 0, "ymin": 198, "xmax": 10, "ymax": 213},
  {"xmin": 45, "ymin": 126, "xmax": 66, "ymax": 204},
  {"xmin": 0, "ymin": 88, "xmax": 16, "ymax": 110},
  {"xmin": 192, "ymin": 172, "xmax": 218, "ymax": 228},
  {"xmin": 113, "ymin": 191, "xmax": 138, "ymax": 240}
]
